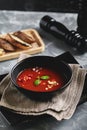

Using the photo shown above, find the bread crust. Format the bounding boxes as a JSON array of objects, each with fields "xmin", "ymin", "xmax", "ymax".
[
  {"xmin": 5, "ymin": 34, "xmax": 32, "ymax": 50},
  {"xmin": 0, "ymin": 38, "xmax": 15, "ymax": 51},
  {"xmin": 13, "ymin": 31, "xmax": 35, "ymax": 44}
]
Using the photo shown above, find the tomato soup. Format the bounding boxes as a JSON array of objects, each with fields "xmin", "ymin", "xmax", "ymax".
[{"xmin": 16, "ymin": 67, "xmax": 64, "ymax": 92}]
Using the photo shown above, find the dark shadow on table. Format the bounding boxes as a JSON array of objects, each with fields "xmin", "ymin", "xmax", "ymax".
[{"xmin": 0, "ymin": 0, "xmax": 81, "ymax": 13}]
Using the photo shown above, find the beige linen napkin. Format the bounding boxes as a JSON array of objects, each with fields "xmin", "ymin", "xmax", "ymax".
[{"xmin": 0, "ymin": 63, "xmax": 86, "ymax": 121}]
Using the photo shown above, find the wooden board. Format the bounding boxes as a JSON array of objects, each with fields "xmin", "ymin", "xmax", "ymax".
[{"xmin": 0, "ymin": 29, "xmax": 45, "ymax": 61}]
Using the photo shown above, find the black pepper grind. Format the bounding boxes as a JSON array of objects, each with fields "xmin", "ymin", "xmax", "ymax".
[{"xmin": 40, "ymin": 15, "xmax": 87, "ymax": 53}]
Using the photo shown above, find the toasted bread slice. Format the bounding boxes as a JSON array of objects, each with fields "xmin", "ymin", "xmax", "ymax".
[
  {"xmin": 0, "ymin": 38, "xmax": 15, "ymax": 52},
  {"xmin": 5, "ymin": 34, "xmax": 32, "ymax": 50},
  {"xmin": 13, "ymin": 31, "xmax": 35, "ymax": 44}
]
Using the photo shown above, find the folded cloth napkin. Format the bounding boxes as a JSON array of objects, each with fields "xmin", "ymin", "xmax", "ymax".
[{"xmin": 0, "ymin": 56, "xmax": 86, "ymax": 121}]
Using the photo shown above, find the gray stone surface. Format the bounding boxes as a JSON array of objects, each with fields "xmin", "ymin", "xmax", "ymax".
[{"xmin": 0, "ymin": 10, "xmax": 87, "ymax": 130}]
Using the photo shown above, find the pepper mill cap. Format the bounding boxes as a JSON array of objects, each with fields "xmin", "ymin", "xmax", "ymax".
[{"xmin": 40, "ymin": 15, "xmax": 55, "ymax": 31}]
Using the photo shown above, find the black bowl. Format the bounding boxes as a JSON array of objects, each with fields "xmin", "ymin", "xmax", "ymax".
[{"xmin": 11, "ymin": 55, "xmax": 72, "ymax": 101}]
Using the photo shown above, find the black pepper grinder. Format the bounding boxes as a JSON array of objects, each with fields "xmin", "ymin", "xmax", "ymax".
[{"xmin": 40, "ymin": 15, "xmax": 87, "ymax": 53}]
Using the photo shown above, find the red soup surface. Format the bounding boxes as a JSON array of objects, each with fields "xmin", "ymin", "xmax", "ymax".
[{"xmin": 17, "ymin": 67, "xmax": 64, "ymax": 92}]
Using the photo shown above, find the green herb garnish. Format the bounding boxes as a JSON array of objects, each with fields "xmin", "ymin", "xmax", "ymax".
[
  {"xmin": 34, "ymin": 79, "xmax": 41, "ymax": 86},
  {"xmin": 40, "ymin": 75, "xmax": 50, "ymax": 80}
]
